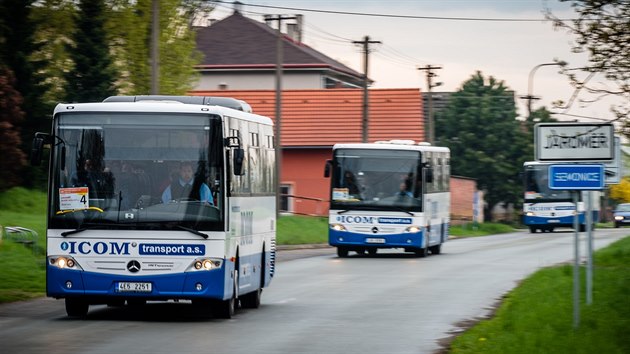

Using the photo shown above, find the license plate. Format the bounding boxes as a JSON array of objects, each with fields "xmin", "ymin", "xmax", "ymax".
[
  {"xmin": 365, "ymin": 238, "xmax": 385, "ymax": 244},
  {"xmin": 548, "ymin": 220, "xmax": 560, "ymax": 223},
  {"xmin": 116, "ymin": 282, "xmax": 152, "ymax": 293}
]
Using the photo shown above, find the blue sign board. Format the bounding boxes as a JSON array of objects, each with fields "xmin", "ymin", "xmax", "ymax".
[{"xmin": 548, "ymin": 164, "xmax": 605, "ymax": 190}]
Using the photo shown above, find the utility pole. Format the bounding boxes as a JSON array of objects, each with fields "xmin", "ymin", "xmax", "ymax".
[
  {"xmin": 264, "ymin": 15, "xmax": 296, "ymax": 219},
  {"xmin": 150, "ymin": 0, "xmax": 159, "ymax": 94},
  {"xmin": 417, "ymin": 65, "xmax": 442, "ymax": 144},
  {"xmin": 353, "ymin": 36, "xmax": 381, "ymax": 143}
]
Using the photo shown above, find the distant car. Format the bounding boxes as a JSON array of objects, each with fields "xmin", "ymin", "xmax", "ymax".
[{"xmin": 613, "ymin": 203, "xmax": 630, "ymax": 228}]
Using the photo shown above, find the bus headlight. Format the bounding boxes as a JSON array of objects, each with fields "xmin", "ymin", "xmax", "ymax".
[
  {"xmin": 614, "ymin": 215, "xmax": 624, "ymax": 221},
  {"xmin": 330, "ymin": 223, "xmax": 347, "ymax": 232},
  {"xmin": 48, "ymin": 256, "xmax": 82, "ymax": 270},
  {"xmin": 188, "ymin": 258, "xmax": 223, "ymax": 272},
  {"xmin": 526, "ymin": 212, "xmax": 535, "ymax": 217},
  {"xmin": 405, "ymin": 226, "xmax": 422, "ymax": 233}
]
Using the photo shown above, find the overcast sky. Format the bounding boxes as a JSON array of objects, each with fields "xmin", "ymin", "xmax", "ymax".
[{"xmin": 208, "ymin": 0, "xmax": 623, "ymax": 123}]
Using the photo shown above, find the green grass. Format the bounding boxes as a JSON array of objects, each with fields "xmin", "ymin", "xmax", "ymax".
[
  {"xmin": 449, "ymin": 222, "xmax": 516, "ymax": 237},
  {"xmin": 0, "ymin": 187, "xmax": 47, "ymax": 302},
  {"xmin": 447, "ymin": 235, "xmax": 630, "ymax": 354},
  {"xmin": 277, "ymin": 214, "xmax": 329, "ymax": 245}
]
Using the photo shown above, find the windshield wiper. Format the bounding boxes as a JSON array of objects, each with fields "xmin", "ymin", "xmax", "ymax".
[
  {"xmin": 173, "ymin": 225, "xmax": 208, "ymax": 239},
  {"xmin": 151, "ymin": 222, "xmax": 208, "ymax": 239},
  {"xmin": 60, "ymin": 222, "xmax": 137, "ymax": 237},
  {"xmin": 61, "ymin": 225, "xmax": 95, "ymax": 237}
]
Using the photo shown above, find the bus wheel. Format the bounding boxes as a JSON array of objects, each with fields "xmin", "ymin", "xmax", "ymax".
[
  {"xmin": 367, "ymin": 248, "xmax": 377, "ymax": 256},
  {"xmin": 429, "ymin": 244, "xmax": 442, "ymax": 255},
  {"xmin": 240, "ymin": 288, "xmax": 262, "ymax": 309},
  {"xmin": 414, "ymin": 247, "xmax": 428, "ymax": 258},
  {"xmin": 529, "ymin": 226, "xmax": 537, "ymax": 233},
  {"xmin": 241, "ymin": 251, "xmax": 264, "ymax": 309},
  {"xmin": 337, "ymin": 247, "xmax": 349, "ymax": 258},
  {"xmin": 215, "ymin": 270, "xmax": 238, "ymax": 319},
  {"xmin": 65, "ymin": 298, "xmax": 89, "ymax": 318}
]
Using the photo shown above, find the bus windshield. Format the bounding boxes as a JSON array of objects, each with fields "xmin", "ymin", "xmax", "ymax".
[
  {"xmin": 330, "ymin": 149, "xmax": 423, "ymax": 211},
  {"xmin": 49, "ymin": 112, "xmax": 225, "ymax": 231},
  {"xmin": 524, "ymin": 165, "xmax": 572, "ymax": 202}
]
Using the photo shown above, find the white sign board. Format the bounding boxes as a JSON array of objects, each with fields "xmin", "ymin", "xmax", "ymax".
[{"xmin": 535, "ymin": 123, "xmax": 614, "ymax": 161}]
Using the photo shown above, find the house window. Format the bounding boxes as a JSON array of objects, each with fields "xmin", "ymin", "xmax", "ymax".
[{"xmin": 280, "ymin": 184, "xmax": 292, "ymax": 213}]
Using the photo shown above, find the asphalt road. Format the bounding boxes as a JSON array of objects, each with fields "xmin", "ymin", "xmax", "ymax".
[{"xmin": 0, "ymin": 228, "xmax": 627, "ymax": 354}]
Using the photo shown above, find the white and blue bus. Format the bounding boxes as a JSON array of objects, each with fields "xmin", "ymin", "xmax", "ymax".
[
  {"xmin": 31, "ymin": 95, "xmax": 276, "ymax": 318},
  {"xmin": 324, "ymin": 141, "xmax": 450, "ymax": 257},
  {"xmin": 522, "ymin": 161, "xmax": 599, "ymax": 233}
]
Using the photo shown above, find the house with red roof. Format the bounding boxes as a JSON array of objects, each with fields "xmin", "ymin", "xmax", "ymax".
[{"xmin": 191, "ymin": 8, "xmax": 480, "ymax": 220}]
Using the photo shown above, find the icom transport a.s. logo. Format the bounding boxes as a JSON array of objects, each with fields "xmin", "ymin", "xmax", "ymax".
[
  {"xmin": 127, "ymin": 260, "xmax": 141, "ymax": 273},
  {"xmin": 60, "ymin": 241, "xmax": 131, "ymax": 255}
]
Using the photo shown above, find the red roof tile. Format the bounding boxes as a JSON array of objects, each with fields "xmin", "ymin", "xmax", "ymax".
[{"xmin": 189, "ymin": 88, "xmax": 425, "ymax": 147}]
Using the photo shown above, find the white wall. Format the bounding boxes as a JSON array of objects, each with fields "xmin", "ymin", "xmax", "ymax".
[{"xmin": 195, "ymin": 72, "xmax": 324, "ymax": 90}]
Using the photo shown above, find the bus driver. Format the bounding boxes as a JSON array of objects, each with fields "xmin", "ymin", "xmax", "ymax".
[{"xmin": 161, "ymin": 161, "xmax": 214, "ymax": 205}]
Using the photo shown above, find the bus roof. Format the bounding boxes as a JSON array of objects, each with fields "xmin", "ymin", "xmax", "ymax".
[
  {"xmin": 333, "ymin": 142, "xmax": 449, "ymax": 153},
  {"xmin": 53, "ymin": 100, "xmax": 273, "ymax": 126}
]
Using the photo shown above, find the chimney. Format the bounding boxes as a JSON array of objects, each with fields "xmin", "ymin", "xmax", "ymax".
[
  {"xmin": 287, "ymin": 15, "xmax": 303, "ymax": 42},
  {"xmin": 234, "ymin": 1, "xmax": 243, "ymax": 14}
]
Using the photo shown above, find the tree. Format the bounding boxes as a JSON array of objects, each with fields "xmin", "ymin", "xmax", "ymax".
[
  {"xmin": 64, "ymin": 0, "xmax": 117, "ymax": 102},
  {"xmin": 107, "ymin": 0, "xmax": 205, "ymax": 95},
  {"xmin": 545, "ymin": 1, "xmax": 629, "ymax": 131},
  {"xmin": 30, "ymin": 0, "xmax": 77, "ymax": 107},
  {"xmin": 609, "ymin": 177, "xmax": 630, "ymax": 203},
  {"xmin": 0, "ymin": 0, "xmax": 52, "ymax": 188},
  {"xmin": 435, "ymin": 72, "xmax": 531, "ymax": 221},
  {"xmin": 0, "ymin": 67, "xmax": 27, "ymax": 191}
]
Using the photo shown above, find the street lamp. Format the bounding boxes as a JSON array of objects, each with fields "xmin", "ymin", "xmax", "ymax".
[{"xmin": 521, "ymin": 61, "xmax": 567, "ymax": 121}]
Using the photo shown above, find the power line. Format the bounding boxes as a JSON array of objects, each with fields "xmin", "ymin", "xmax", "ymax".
[{"xmin": 209, "ymin": 0, "xmax": 572, "ymax": 22}]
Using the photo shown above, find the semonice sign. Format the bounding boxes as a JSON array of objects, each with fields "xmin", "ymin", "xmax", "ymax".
[{"xmin": 535, "ymin": 123, "xmax": 614, "ymax": 161}]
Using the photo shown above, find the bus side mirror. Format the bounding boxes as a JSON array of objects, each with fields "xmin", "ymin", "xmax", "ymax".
[
  {"xmin": 233, "ymin": 148, "xmax": 245, "ymax": 176},
  {"xmin": 30, "ymin": 133, "xmax": 50, "ymax": 166},
  {"xmin": 425, "ymin": 166, "xmax": 434, "ymax": 183},
  {"xmin": 324, "ymin": 159, "xmax": 332, "ymax": 178},
  {"xmin": 31, "ymin": 137, "xmax": 44, "ymax": 166}
]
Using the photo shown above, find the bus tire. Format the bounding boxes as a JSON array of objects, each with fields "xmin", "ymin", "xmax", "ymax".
[
  {"xmin": 367, "ymin": 248, "xmax": 377, "ymax": 256},
  {"xmin": 240, "ymin": 288, "xmax": 261, "ymax": 309},
  {"xmin": 414, "ymin": 247, "xmax": 428, "ymax": 258},
  {"xmin": 529, "ymin": 226, "xmax": 536, "ymax": 233},
  {"xmin": 429, "ymin": 244, "xmax": 441, "ymax": 255},
  {"xmin": 337, "ymin": 247, "xmax": 349, "ymax": 258},
  {"xmin": 215, "ymin": 270, "xmax": 238, "ymax": 319},
  {"xmin": 241, "ymin": 249, "xmax": 264, "ymax": 309},
  {"xmin": 65, "ymin": 298, "xmax": 89, "ymax": 318}
]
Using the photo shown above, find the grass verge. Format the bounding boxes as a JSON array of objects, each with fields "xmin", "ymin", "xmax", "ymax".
[
  {"xmin": 449, "ymin": 222, "xmax": 516, "ymax": 237},
  {"xmin": 447, "ymin": 235, "xmax": 630, "ymax": 354},
  {"xmin": 277, "ymin": 214, "xmax": 328, "ymax": 245},
  {"xmin": 0, "ymin": 187, "xmax": 47, "ymax": 302}
]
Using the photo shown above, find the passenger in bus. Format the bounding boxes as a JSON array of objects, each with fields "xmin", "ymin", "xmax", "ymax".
[
  {"xmin": 161, "ymin": 161, "xmax": 214, "ymax": 205},
  {"xmin": 343, "ymin": 171, "xmax": 361, "ymax": 196},
  {"xmin": 71, "ymin": 158, "xmax": 114, "ymax": 198}
]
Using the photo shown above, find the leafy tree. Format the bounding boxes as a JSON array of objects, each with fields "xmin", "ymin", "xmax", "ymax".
[
  {"xmin": 0, "ymin": 67, "xmax": 27, "ymax": 191},
  {"xmin": 64, "ymin": 0, "xmax": 117, "ymax": 102},
  {"xmin": 609, "ymin": 177, "xmax": 630, "ymax": 203},
  {"xmin": 435, "ymin": 72, "xmax": 531, "ymax": 221},
  {"xmin": 0, "ymin": 0, "xmax": 52, "ymax": 188},
  {"xmin": 30, "ymin": 0, "xmax": 76, "ymax": 107},
  {"xmin": 545, "ymin": 1, "xmax": 629, "ymax": 131},
  {"xmin": 107, "ymin": 0, "xmax": 205, "ymax": 95}
]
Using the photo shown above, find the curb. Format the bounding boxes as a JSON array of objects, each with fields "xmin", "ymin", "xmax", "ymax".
[{"xmin": 276, "ymin": 244, "xmax": 332, "ymax": 251}]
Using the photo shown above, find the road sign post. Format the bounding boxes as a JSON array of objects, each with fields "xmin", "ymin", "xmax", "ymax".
[{"xmin": 548, "ymin": 164, "xmax": 604, "ymax": 328}]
